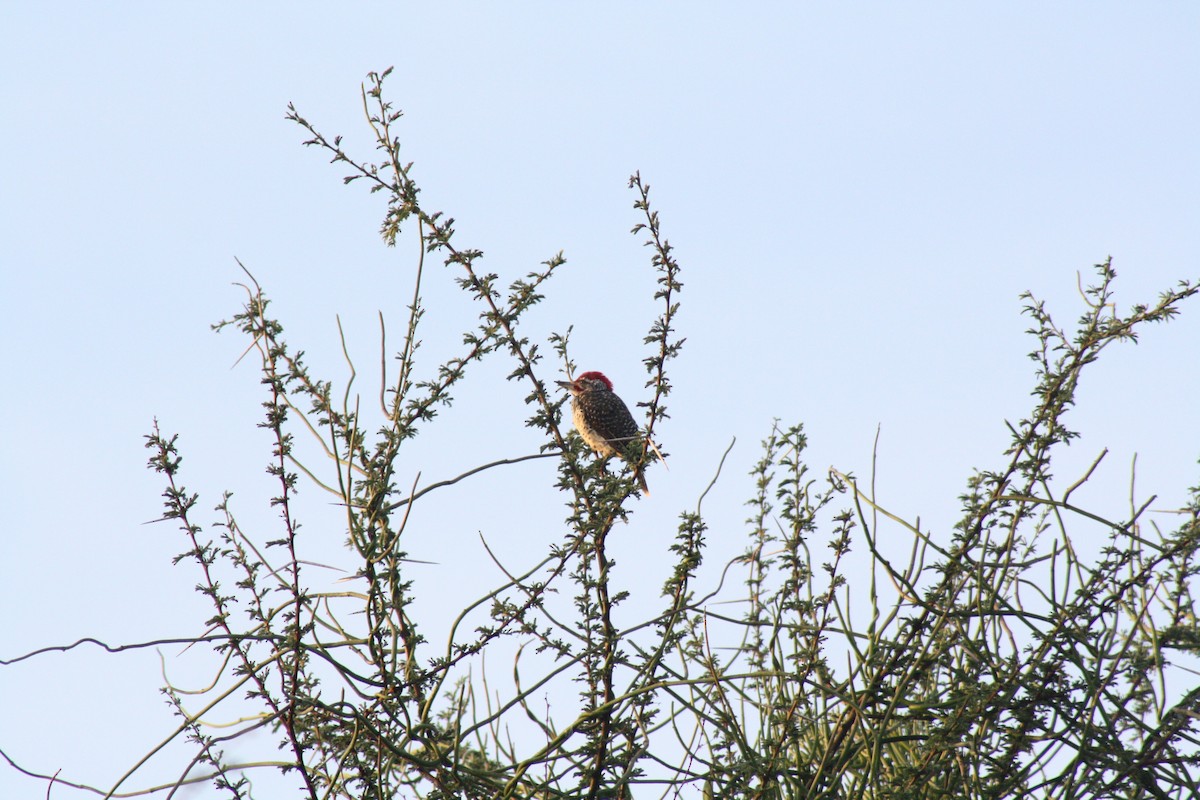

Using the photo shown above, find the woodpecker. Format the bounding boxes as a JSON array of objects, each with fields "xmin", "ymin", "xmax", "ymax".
[{"xmin": 556, "ymin": 371, "xmax": 650, "ymax": 495}]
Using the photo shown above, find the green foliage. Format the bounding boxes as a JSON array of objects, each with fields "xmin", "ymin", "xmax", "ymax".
[{"xmin": 6, "ymin": 69, "xmax": 1200, "ymax": 800}]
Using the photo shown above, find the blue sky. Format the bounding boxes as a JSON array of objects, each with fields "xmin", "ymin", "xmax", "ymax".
[{"xmin": 2, "ymin": 4, "xmax": 1199, "ymax": 794}]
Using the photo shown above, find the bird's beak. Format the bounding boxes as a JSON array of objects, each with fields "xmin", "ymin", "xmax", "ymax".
[{"xmin": 555, "ymin": 380, "xmax": 572, "ymax": 390}]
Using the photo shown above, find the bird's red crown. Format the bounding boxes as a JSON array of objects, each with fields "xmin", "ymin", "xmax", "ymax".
[{"xmin": 576, "ymin": 371, "xmax": 613, "ymax": 390}]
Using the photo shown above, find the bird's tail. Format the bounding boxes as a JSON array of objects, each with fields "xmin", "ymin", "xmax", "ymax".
[{"xmin": 634, "ymin": 467, "xmax": 650, "ymax": 497}]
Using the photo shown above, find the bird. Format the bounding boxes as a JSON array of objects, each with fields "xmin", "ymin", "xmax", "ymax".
[{"xmin": 556, "ymin": 371, "xmax": 650, "ymax": 495}]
